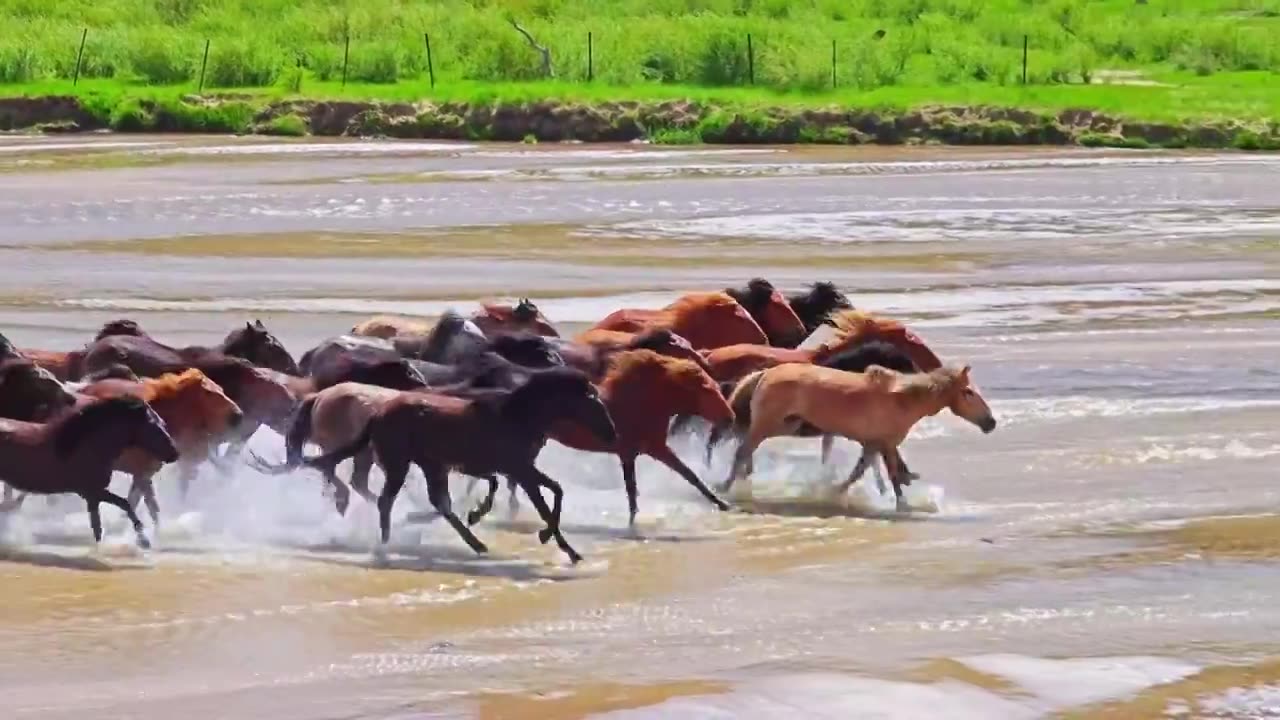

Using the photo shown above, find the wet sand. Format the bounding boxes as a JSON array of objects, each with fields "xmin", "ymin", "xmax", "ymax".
[{"xmin": 0, "ymin": 137, "xmax": 1278, "ymax": 719}]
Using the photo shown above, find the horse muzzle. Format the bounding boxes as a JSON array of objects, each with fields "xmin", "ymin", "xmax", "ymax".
[
  {"xmin": 979, "ymin": 416, "xmax": 997, "ymax": 434},
  {"xmin": 228, "ymin": 409, "xmax": 245, "ymax": 428}
]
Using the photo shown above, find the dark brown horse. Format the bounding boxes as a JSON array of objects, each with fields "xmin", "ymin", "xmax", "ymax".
[
  {"xmin": 0, "ymin": 356, "xmax": 79, "ymax": 507},
  {"xmin": 788, "ymin": 281, "xmax": 854, "ymax": 335},
  {"xmin": 0, "ymin": 395, "xmax": 178, "ymax": 549},
  {"xmin": 271, "ymin": 368, "xmax": 617, "ymax": 564},
  {"xmin": 23, "ymin": 318, "xmax": 298, "ymax": 381}
]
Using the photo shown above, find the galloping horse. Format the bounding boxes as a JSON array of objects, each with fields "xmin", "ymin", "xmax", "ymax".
[
  {"xmin": 721, "ymin": 364, "xmax": 996, "ymax": 511},
  {"xmin": 23, "ymin": 318, "xmax": 298, "ymax": 382},
  {"xmin": 578, "ymin": 292, "xmax": 769, "ymax": 350},
  {"xmin": 69, "ymin": 369, "xmax": 243, "ymax": 522},
  {"xmin": 271, "ymin": 368, "xmax": 617, "ymax": 564},
  {"xmin": 723, "ymin": 278, "xmax": 807, "ymax": 348},
  {"xmin": 788, "ymin": 281, "xmax": 854, "ymax": 335},
  {"xmin": 307, "ymin": 310, "xmax": 495, "ymax": 375},
  {"xmin": 0, "ymin": 396, "xmax": 178, "ymax": 549},
  {"xmin": 545, "ymin": 350, "xmax": 734, "ymax": 525},
  {"xmin": 0, "ymin": 357, "xmax": 79, "ymax": 507}
]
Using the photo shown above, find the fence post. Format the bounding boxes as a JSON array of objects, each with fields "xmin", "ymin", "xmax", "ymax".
[
  {"xmin": 831, "ymin": 39, "xmax": 837, "ymax": 89},
  {"xmin": 197, "ymin": 39, "xmax": 210, "ymax": 92},
  {"xmin": 1022, "ymin": 35, "xmax": 1028, "ymax": 84},
  {"xmin": 295, "ymin": 55, "xmax": 303, "ymax": 93},
  {"xmin": 72, "ymin": 28, "xmax": 88, "ymax": 86},
  {"xmin": 342, "ymin": 34, "xmax": 351, "ymax": 88},
  {"xmin": 424, "ymin": 33, "xmax": 435, "ymax": 89},
  {"xmin": 588, "ymin": 31, "xmax": 593, "ymax": 82},
  {"xmin": 747, "ymin": 33, "xmax": 754, "ymax": 85}
]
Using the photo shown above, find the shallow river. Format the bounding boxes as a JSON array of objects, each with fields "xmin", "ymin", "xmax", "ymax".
[{"xmin": 0, "ymin": 135, "xmax": 1278, "ymax": 719}]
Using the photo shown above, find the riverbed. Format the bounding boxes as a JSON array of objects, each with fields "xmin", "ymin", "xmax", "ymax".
[{"xmin": 0, "ymin": 134, "xmax": 1278, "ymax": 719}]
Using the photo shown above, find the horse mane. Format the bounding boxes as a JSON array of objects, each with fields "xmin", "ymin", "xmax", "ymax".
[
  {"xmin": 0, "ymin": 332, "xmax": 19, "ymax": 358},
  {"xmin": 420, "ymin": 310, "xmax": 472, "ymax": 359},
  {"xmin": 823, "ymin": 339, "xmax": 917, "ymax": 374},
  {"xmin": 725, "ymin": 278, "xmax": 777, "ymax": 313},
  {"xmin": 52, "ymin": 395, "xmax": 150, "ymax": 456},
  {"xmin": 667, "ymin": 291, "xmax": 739, "ymax": 319},
  {"xmin": 95, "ymin": 319, "xmax": 146, "ymax": 341},
  {"xmin": 503, "ymin": 366, "xmax": 593, "ymax": 416},
  {"xmin": 894, "ymin": 366, "xmax": 967, "ymax": 399},
  {"xmin": 827, "ymin": 309, "xmax": 903, "ymax": 340},
  {"xmin": 141, "ymin": 368, "xmax": 209, "ymax": 402},
  {"xmin": 605, "ymin": 348, "xmax": 706, "ymax": 389},
  {"xmin": 626, "ymin": 328, "xmax": 680, "ymax": 352}
]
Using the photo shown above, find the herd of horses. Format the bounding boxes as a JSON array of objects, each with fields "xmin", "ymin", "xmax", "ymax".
[{"xmin": 0, "ymin": 279, "xmax": 995, "ymax": 564}]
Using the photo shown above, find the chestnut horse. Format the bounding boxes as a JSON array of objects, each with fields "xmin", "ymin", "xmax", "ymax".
[
  {"xmin": 788, "ymin": 281, "xmax": 854, "ymax": 335},
  {"xmin": 70, "ymin": 369, "xmax": 244, "ymax": 523},
  {"xmin": 351, "ymin": 299, "xmax": 557, "ymax": 339},
  {"xmin": 270, "ymin": 368, "xmax": 617, "ymax": 564},
  {"xmin": 18, "ymin": 319, "xmax": 148, "ymax": 382},
  {"xmin": 578, "ymin": 292, "xmax": 769, "ymax": 350},
  {"xmin": 722, "ymin": 364, "xmax": 996, "ymax": 511},
  {"xmin": 723, "ymin": 278, "xmax": 807, "ymax": 348},
  {"xmin": 0, "ymin": 395, "xmax": 177, "ymax": 549},
  {"xmin": 545, "ymin": 350, "xmax": 735, "ymax": 525}
]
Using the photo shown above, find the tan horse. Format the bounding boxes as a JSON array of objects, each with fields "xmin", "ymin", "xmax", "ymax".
[
  {"xmin": 721, "ymin": 363, "xmax": 996, "ymax": 512},
  {"xmin": 351, "ymin": 299, "xmax": 558, "ymax": 339}
]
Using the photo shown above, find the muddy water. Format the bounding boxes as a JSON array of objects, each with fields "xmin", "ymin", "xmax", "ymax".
[{"xmin": 1, "ymin": 135, "xmax": 1278, "ymax": 719}]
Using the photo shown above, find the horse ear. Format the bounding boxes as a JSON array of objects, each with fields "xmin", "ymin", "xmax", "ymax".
[
  {"xmin": 245, "ymin": 321, "xmax": 254, "ymax": 331},
  {"xmin": 254, "ymin": 319, "xmax": 266, "ymax": 329}
]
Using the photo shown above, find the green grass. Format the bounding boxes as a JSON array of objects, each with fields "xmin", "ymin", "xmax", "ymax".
[{"xmin": 3, "ymin": 0, "xmax": 1280, "ymax": 94}]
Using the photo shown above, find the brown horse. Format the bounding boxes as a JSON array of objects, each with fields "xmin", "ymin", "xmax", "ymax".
[
  {"xmin": 724, "ymin": 278, "xmax": 807, "ymax": 348},
  {"xmin": 273, "ymin": 368, "xmax": 617, "ymax": 564},
  {"xmin": 71, "ymin": 369, "xmax": 243, "ymax": 524},
  {"xmin": 544, "ymin": 350, "xmax": 734, "ymax": 525},
  {"xmin": 553, "ymin": 328, "xmax": 713, "ymax": 381},
  {"xmin": 0, "ymin": 395, "xmax": 177, "ymax": 549},
  {"xmin": 579, "ymin": 292, "xmax": 769, "ymax": 350},
  {"xmin": 721, "ymin": 364, "xmax": 996, "ymax": 511}
]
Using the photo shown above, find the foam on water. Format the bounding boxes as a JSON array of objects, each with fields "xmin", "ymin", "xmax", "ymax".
[
  {"xmin": 143, "ymin": 140, "xmax": 479, "ymax": 156},
  {"xmin": 598, "ymin": 654, "xmax": 1201, "ymax": 719}
]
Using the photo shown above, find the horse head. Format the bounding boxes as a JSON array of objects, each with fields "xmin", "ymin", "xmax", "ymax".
[
  {"xmin": 94, "ymin": 319, "xmax": 147, "ymax": 342},
  {"xmin": 512, "ymin": 368, "xmax": 616, "ymax": 444},
  {"xmin": 55, "ymin": 395, "xmax": 178, "ymax": 463},
  {"xmin": 148, "ymin": 369, "xmax": 244, "ymax": 437},
  {"xmin": 626, "ymin": 329, "xmax": 713, "ymax": 375},
  {"xmin": 223, "ymin": 319, "xmax": 299, "ymax": 375},
  {"xmin": 942, "ymin": 365, "xmax": 996, "ymax": 434},
  {"xmin": 0, "ymin": 358, "xmax": 77, "ymax": 421},
  {"xmin": 488, "ymin": 332, "xmax": 565, "ymax": 369}
]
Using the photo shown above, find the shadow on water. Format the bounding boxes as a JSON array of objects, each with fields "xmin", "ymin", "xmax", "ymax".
[
  {"xmin": 289, "ymin": 541, "xmax": 594, "ymax": 582},
  {"xmin": 0, "ymin": 545, "xmax": 145, "ymax": 572}
]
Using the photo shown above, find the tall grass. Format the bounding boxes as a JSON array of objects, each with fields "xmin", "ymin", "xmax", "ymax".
[{"xmin": 2, "ymin": 0, "xmax": 1279, "ymax": 92}]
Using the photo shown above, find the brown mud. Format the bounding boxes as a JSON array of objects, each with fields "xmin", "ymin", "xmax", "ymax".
[{"xmin": 2, "ymin": 94, "xmax": 1278, "ymax": 149}]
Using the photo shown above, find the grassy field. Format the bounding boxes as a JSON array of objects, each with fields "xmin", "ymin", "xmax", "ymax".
[{"xmin": 3, "ymin": 0, "xmax": 1279, "ymax": 137}]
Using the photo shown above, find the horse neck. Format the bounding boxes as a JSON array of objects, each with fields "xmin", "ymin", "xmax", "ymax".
[
  {"xmin": 894, "ymin": 374, "xmax": 957, "ymax": 423},
  {"xmin": 53, "ymin": 411, "xmax": 137, "ymax": 464}
]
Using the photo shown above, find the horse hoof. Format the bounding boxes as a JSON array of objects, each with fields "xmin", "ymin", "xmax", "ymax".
[
  {"xmin": 895, "ymin": 498, "xmax": 912, "ymax": 514},
  {"xmin": 714, "ymin": 499, "xmax": 731, "ymax": 511},
  {"xmin": 537, "ymin": 527, "xmax": 554, "ymax": 544},
  {"xmin": 466, "ymin": 510, "xmax": 483, "ymax": 526},
  {"xmin": 567, "ymin": 551, "xmax": 583, "ymax": 565},
  {"xmin": 137, "ymin": 536, "xmax": 152, "ymax": 551},
  {"xmin": 471, "ymin": 543, "xmax": 489, "ymax": 555}
]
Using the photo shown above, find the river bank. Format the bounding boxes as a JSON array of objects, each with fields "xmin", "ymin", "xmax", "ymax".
[{"xmin": 2, "ymin": 92, "xmax": 1278, "ymax": 150}]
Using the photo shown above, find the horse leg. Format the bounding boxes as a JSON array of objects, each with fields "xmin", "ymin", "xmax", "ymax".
[
  {"xmin": 820, "ymin": 434, "xmax": 835, "ymax": 465},
  {"xmin": 837, "ymin": 447, "xmax": 877, "ymax": 494},
  {"xmin": 620, "ymin": 454, "xmax": 640, "ymax": 526},
  {"xmin": 376, "ymin": 457, "xmax": 410, "ymax": 546},
  {"xmin": 83, "ymin": 494, "xmax": 104, "ymax": 545},
  {"xmin": 127, "ymin": 472, "xmax": 162, "ymax": 528},
  {"xmin": 882, "ymin": 447, "xmax": 911, "ymax": 513},
  {"xmin": 419, "ymin": 463, "xmax": 487, "ymax": 555},
  {"xmin": 466, "ymin": 474, "xmax": 500, "ymax": 526},
  {"xmin": 718, "ymin": 427, "xmax": 764, "ymax": 494},
  {"xmin": 349, "ymin": 448, "xmax": 377, "ymax": 505},
  {"xmin": 0, "ymin": 485, "xmax": 27, "ymax": 513},
  {"xmin": 648, "ymin": 444, "xmax": 730, "ymax": 513},
  {"xmin": 97, "ymin": 490, "xmax": 152, "ymax": 550},
  {"xmin": 506, "ymin": 476, "xmax": 521, "ymax": 519},
  {"xmin": 513, "ymin": 468, "xmax": 582, "ymax": 564},
  {"xmin": 704, "ymin": 422, "xmax": 731, "ymax": 465}
]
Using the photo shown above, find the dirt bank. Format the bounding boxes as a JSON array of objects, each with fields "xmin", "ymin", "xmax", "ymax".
[{"xmin": 2, "ymin": 94, "xmax": 1277, "ymax": 150}]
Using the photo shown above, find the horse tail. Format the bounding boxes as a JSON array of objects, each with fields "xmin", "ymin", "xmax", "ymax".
[
  {"xmin": 726, "ymin": 369, "xmax": 767, "ymax": 432},
  {"xmin": 284, "ymin": 395, "xmax": 319, "ymax": 467},
  {"xmin": 704, "ymin": 370, "xmax": 766, "ymax": 463},
  {"xmin": 300, "ymin": 415, "xmax": 374, "ymax": 475}
]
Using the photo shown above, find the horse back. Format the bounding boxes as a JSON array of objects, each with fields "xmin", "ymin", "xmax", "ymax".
[{"xmin": 18, "ymin": 348, "xmax": 80, "ymax": 382}]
